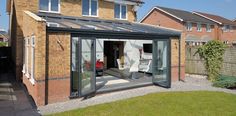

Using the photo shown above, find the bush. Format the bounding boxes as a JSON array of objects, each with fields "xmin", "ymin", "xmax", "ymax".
[
  {"xmin": 213, "ymin": 75, "xmax": 236, "ymax": 89},
  {"xmin": 195, "ymin": 40, "xmax": 226, "ymax": 81}
]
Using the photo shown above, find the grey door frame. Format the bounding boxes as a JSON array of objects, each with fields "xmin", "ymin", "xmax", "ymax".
[{"xmin": 152, "ymin": 39, "xmax": 171, "ymax": 88}]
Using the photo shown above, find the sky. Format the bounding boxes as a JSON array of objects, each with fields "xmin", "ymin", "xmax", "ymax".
[{"xmin": 0, "ymin": 0, "xmax": 236, "ymax": 31}]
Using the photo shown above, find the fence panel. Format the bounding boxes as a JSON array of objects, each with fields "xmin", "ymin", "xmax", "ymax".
[{"xmin": 186, "ymin": 47, "xmax": 236, "ymax": 77}]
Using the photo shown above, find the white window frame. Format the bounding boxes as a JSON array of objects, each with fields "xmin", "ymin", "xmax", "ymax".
[
  {"xmin": 114, "ymin": 3, "xmax": 128, "ymax": 20},
  {"xmin": 197, "ymin": 23, "xmax": 202, "ymax": 32},
  {"xmin": 25, "ymin": 38, "xmax": 30, "ymax": 78},
  {"xmin": 206, "ymin": 24, "xmax": 211, "ymax": 32},
  {"xmin": 223, "ymin": 25, "xmax": 230, "ymax": 32},
  {"xmin": 22, "ymin": 38, "xmax": 27, "ymax": 74},
  {"xmin": 47, "ymin": 22, "xmax": 60, "ymax": 27},
  {"xmin": 230, "ymin": 26, "xmax": 233, "ymax": 32},
  {"xmin": 39, "ymin": 0, "xmax": 61, "ymax": 13},
  {"xmin": 30, "ymin": 36, "xmax": 36, "ymax": 85},
  {"xmin": 82, "ymin": 0, "xmax": 99, "ymax": 17},
  {"xmin": 186, "ymin": 22, "xmax": 192, "ymax": 31}
]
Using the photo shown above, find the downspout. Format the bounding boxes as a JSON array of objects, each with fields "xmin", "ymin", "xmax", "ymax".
[{"xmin": 178, "ymin": 35, "xmax": 182, "ymax": 81}]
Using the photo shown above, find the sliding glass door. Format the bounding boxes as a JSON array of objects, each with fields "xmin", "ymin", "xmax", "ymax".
[{"xmin": 152, "ymin": 40, "xmax": 171, "ymax": 88}]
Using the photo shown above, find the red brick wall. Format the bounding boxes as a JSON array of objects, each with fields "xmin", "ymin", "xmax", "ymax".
[
  {"xmin": 141, "ymin": 9, "xmax": 184, "ymax": 30},
  {"xmin": 219, "ymin": 26, "xmax": 236, "ymax": 43},
  {"xmin": 184, "ymin": 23, "xmax": 215, "ymax": 40}
]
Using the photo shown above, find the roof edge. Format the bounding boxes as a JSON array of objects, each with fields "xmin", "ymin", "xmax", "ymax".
[
  {"xmin": 192, "ymin": 12, "xmax": 222, "ymax": 25},
  {"xmin": 24, "ymin": 11, "xmax": 46, "ymax": 22},
  {"xmin": 139, "ymin": 7, "xmax": 184, "ymax": 23}
]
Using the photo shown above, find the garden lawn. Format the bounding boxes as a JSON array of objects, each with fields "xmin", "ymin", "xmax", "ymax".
[{"xmin": 48, "ymin": 91, "xmax": 236, "ymax": 116}]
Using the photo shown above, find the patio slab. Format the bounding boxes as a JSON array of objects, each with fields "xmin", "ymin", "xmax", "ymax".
[{"xmin": 0, "ymin": 73, "xmax": 40, "ymax": 116}]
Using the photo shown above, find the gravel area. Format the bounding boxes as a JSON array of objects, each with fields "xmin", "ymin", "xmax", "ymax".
[{"xmin": 38, "ymin": 75, "xmax": 236, "ymax": 115}]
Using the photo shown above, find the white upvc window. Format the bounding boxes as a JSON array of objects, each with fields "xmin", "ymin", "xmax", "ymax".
[
  {"xmin": 82, "ymin": 0, "xmax": 98, "ymax": 17},
  {"xmin": 197, "ymin": 23, "xmax": 202, "ymax": 32},
  {"xmin": 186, "ymin": 22, "xmax": 192, "ymax": 31},
  {"xmin": 223, "ymin": 25, "xmax": 230, "ymax": 32},
  {"xmin": 230, "ymin": 26, "xmax": 233, "ymax": 32},
  {"xmin": 22, "ymin": 38, "xmax": 27, "ymax": 74},
  {"xmin": 25, "ymin": 38, "xmax": 30, "ymax": 78},
  {"xmin": 30, "ymin": 36, "xmax": 36, "ymax": 85},
  {"xmin": 114, "ymin": 3, "xmax": 127, "ymax": 20},
  {"xmin": 39, "ymin": 0, "xmax": 60, "ymax": 13},
  {"xmin": 206, "ymin": 24, "xmax": 211, "ymax": 32}
]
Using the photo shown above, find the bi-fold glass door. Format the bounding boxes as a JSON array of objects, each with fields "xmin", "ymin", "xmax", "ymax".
[
  {"xmin": 152, "ymin": 40, "xmax": 171, "ymax": 88},
  {"xmin": 71, "ymin": 37, "xmax": 96, "ymax": 97},
  {"xmin": 71, "ymin": 37, "xmax": 171, "ymax": 97}
]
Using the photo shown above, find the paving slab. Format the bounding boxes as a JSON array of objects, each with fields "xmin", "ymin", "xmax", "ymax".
[{"xmin": 0, "ymin": 73, "xmax": 40, "ymax": 116}]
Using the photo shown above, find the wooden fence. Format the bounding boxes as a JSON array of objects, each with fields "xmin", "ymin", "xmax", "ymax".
[{"xmin": 185, "ymin": 47, "xmax": 236, "ymax": 77}]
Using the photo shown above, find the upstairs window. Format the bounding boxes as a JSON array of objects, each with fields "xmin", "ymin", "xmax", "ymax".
[
  {"xmin": 223, "ymin": 25, "xmax": 230, "ymax": 32},
  {"xmin": 39, "ymin": 0, "xmax": 60, "ymax": 13},
  {"xmin": 206, "ymin": 24, "xmax": 211, "ymax": 32},
  {"xmin": 230, "ymin": 26, "xmax": 233, "ymax": 32},
  {"xmin": 197, "ymin": 23, "xmax": 202, "ymax": 32},
  {"xmin": 82, "ymin": 0, "xmax": 98, "ymax": 16},
  {"xmin": 186, "ymin": 22, "xmax": 192, "ymax": 31},
  {"xmin": 114, "ymin": 4, "xmax": 127, "ymax": 20}
]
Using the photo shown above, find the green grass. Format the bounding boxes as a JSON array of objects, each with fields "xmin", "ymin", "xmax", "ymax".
[
  {"xmin": 48, "ymin": 91, "xmax": 236, "ymax": 116},
  {"xmin": 0, "ymin": 42, "xmax": 7, "ymax": 47}
]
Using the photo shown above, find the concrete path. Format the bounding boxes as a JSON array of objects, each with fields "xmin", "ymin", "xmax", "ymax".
[
  {"xmin": 0, "ymin": 73, "xmax": 40, "ymax": 116},
  {"xmin": 38, "ymin": 75, "xmax": 236, "ymax": 115}
]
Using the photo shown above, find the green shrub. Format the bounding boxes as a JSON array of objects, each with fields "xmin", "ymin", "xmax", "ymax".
[
  {"xmin": 195, "ymin": 40, "xmax": 226, "ymax": 81},
  {"xmin": 213, "ymin": 75, "xmax": 236, "ymax": 89}
]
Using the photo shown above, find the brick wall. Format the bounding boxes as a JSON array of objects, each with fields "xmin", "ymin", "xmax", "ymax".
[
  {"xmin": 141, "ymin": 9, "xmax": 184, "ymax": 30},
  {"xmin": 219, "ymin": 26, "xmax": 236, "ymax": 43},
  {"xmin": 22, "ymin": 11, "xmax": 71, "ymax": 106},
  {"xmin": 9, "ymin": 0, "xmax": 137, "ymax": 81},
  {"xmin": 170, "ymin": 36, "xmax": 185, "ymax": 81}
]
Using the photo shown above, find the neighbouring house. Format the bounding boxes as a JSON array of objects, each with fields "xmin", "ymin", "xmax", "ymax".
[
  {"xmin": 233, "ymin": 19, "xmax": 236, "ymax": 22},
  {"xmin": 193, "ymin": 12, "xmax": 236, "ymax": 45},
  {"xmin": 140, "ymin": 6, "xmax": 236, "ymax": 46},
  {"xmin": 0, "ymin": 30, "xmax": 9, "ymax": 43},
  {"xmin": 140, "ymin": 6, "xmax": 216, "ymax": 46},
  {"xmin": 6, "ymin": 0, "xmax": 185, "ymax": 106}
]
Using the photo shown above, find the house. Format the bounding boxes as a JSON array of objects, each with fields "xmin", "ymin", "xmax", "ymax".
[
  {"xmin": 0, "ymin": 30, "xmax": 9, "ymax": 43},
  {"xmin": 140, "ymin": 6, "xmax": 216, "ymax": 46},
  {"xmin": 140, "ymin": 6, "xmax": 236, "ymax": 46},
  {"xmin": 6, "ymin": 0, "xmax": 184, "ymax": 106},
  {"xmin": 193, "ymin": 12, "xmax": 236, "ymax": 44}
]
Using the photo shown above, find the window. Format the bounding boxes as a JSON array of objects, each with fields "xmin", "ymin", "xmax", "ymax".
[
  {"xmin": 186, "ymin": 22, "xmax": 192, "ymax": 31},
  {"xmin": 23, "ymin": 38, "xmax": 30, "ymax": 77},
  {"xmin": 206, "ymin": 24, "xmax": 211, "ymax": 32},
  {"xmin": 39, "ymin": 0, "xmax": 60, "ymax": 13},
  {"xmin": 22, "ymin": 38, "xmax": 28, "ymax": 74},
  {"xmin": 47, "ymin": 22, "xmax": 60, "ymax": 27},
  {"xmin": 82, "ymin": 0, "xmax": 98, "ymax": 16},
  {"xmin": 197, "ymin": 23, "xmax": 202, "ymax": 32},
  {"xmin": 230, "ymin": 26, "xmax": 233, "ymax": 32},
  {"xmin": 114, "ymin": 3, "xmax": 127, "ymax": 20},
  {"xmin": 30, "ymin": 36, "xmax": 36, "ymax": 84},
  {"xmin": 223, "ymin": 25, "xmax": 230, "ymax": 32},
  {"xmin": 22, "ymin": 36, "xmax": 35, "ymax": 85}
]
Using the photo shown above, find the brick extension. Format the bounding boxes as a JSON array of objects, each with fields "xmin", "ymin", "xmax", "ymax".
[{"xmin": 7, "ymin": 0, "xmax": 184, "ymax": 106}]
